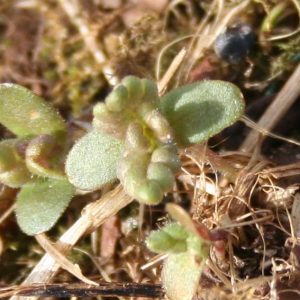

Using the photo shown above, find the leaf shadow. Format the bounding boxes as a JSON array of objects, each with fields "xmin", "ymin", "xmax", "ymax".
[{"xmin": 168, "ymin": 100, "xmax": 225, "ymax": 144}]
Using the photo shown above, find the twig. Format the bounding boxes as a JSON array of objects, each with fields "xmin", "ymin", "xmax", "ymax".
[
  {"xmin": 1, "ymin": 282, "xmax": 163, "ymax": 299},
  {"xmin": 241, "ymin": 64, "xmax": 300, "ymax": 152},
  {"xmin": 10, "ymin": 186, "xmax": 133, "ymax": 300}
]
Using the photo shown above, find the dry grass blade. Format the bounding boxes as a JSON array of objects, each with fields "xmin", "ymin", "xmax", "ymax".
[
  {"xmin": 241, "ymin": 116, "xmax": 300, "ymax": 148},
  {"xmin": 199, "ymin": 276, "xmax": 272, "ymax": 300},
  {"xmin": 178, "ymin": 173, "xmax": 220, "ymax": 197},
  {"xmin": 260, "ymin": 162, "xmax": 300, "ymax": 179},
  {"xmin": 0, "ymin": 204, "xmax": 15, "ymax": 226},
  {"xmin": 267, "ymin": 0, "xmax": 300, "ymax": 41},
  {"xmin": 291, "ymin": 193, "xmax": 300, "ymax": 238},
  {"xmin": 35, "ymin": 233, "xmax": 98, "ymax": 286},
  {"xmin": 241, "ymin": 64, "xmax": 300, "ymax": 152},
  {"xmin": 157, "ymin": 47, "xmax": 187, "ymax": 95},
  {"xmin": 206, "ymin": 258, "xmax": 231, "ymax": 288}
]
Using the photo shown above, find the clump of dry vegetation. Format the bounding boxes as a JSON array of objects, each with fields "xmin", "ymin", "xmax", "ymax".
[{"xmin": 0, "ymin": 0, "xmax": 300, "ymax": 300}]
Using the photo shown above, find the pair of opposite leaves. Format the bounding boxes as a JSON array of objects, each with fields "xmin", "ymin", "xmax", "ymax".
[
  {"xmin": 0, "ymin": 79, "xmax": 244, "ymax": 235},
  {"xmin": 146, "ymin": 203, "xmax": 212, "ymax": 300}
]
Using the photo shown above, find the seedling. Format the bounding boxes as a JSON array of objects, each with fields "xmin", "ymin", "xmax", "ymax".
[
  {"xmin": 0, "ymin": 84, "xmax": 74, "ymax": 235},
  {"xmin": 66, "ymin": 76, "xmax": 245, "ymax": 205},
  {"xmin": 0, "ymin": 77, "xmax": 244, "ymax": 236},
  {"xmin": 146, "ymin": 204, "xmax": 214, "ymax": 300}
]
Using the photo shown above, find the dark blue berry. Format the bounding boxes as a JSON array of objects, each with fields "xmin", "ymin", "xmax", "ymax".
[{"xmin": 214, "ymin": 24, "xmax": 256, "ymax": 64}]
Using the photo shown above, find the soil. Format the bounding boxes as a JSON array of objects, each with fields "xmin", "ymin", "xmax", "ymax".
[{"xmin": 0, "ymin": 1, "xmax": 300, "ymax": 299}]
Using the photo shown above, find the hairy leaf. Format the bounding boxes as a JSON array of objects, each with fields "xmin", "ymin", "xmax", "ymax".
[
  {"xmin": 146, "ymin": 230, "xmax": 176, "ymax": 253},
  {"xmin": 162, "ymin": 252, "xmax": 203, "ymax": 300},
  {"xmin": 65, "ymin": 129, "xmax": 124, "ymax": 191},
  {"xmin": 160, "ymin": 80, "xmax": 245, "ymax": 145},
  {"xmin": 146, "ymin": 223, "xmax": 188, "ymax": 253},
  {"xmin": 25, "ymin": 135, "xmax": 65, "ymax": 179},
  {"xmin": 16, "ymin": 178, "xmax": 75, "ymax": 235},
  {"xmin": 0, "ymin": 84, "xmax": 66, "ymax": 138},
  {"xmin": 0, "ymin": 139, "xmax": 31, "ymax": 188}
]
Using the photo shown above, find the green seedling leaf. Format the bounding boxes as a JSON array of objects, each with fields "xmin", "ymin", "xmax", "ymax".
[
  {"xmin": 162, "ymin": 252, "xmax": 203, "ymax": 300},
  {"xmin": 151, "ymin": 145, "xmax": 181, "ymax": 172},
  {"xmin": 0, "ymin": 139, "xmax": 31, "ymax": 188},
  {"xmin": 187, "ymin": 235, "xmax": 210, "ymax": 259},
  {"xmin": 65, "ymin": 129, "xmax": 124, "ymax": 191},
  {"xmin": 105, "ymin": 85, "xmax": 128, "ymax": 112},
  {"xmin": 163, "ymin": 222, "xmax": 189, "ymax": 240},
  {"xmin": 0, "ymin": 83, "xmax": 66, "ymax": 138},
  {"xmin": 15, "ymin": 178, "xmax": 74, "ymax": 235},
  {"xmin": 121, "ymin": 75, "xmax": 144, "ymax": 103},
  {"xmin": 166, "ymin": 203, "xmax": 199, "ymax": 236},
  {"xmin": 146, "ymin": 223, "xmax": 188, "ymax": 253},
  {"xmin": 147, "ymin": 162, "xmax": 174, "ymax": 190},
  {"xmin": 144, "ymin": 109, "xmax": 174, "ymax": 143},
  {"xmin": 93, "ymin": 102, "xmax": 129, "ymax": 139},
  {"xmin": 25, "ymin": 135, "xmax": 65, "ymax": 179},
  {"xmin": 160, "ymin": 80, "xmax": 245, "ymax": 145},
  {"xmin": 146, "ymin": 229, "xmax": 178, "ymax": 253},
  {"xmin": 134, "ymin": 179, "xmax": 163, "ymax": 205},
  {"xmin": 146, "ymin": 214, "xmax": 210, "ymax": 300},
  {"xmin": 125, "ymin": 122, "xmax": 150, "ymax": 152},
  {"xmin": 141, "ymin": 78, "xmax": 159, "ymax": 103},
  {"xmin": 166, "ymin": 203, "xmax": 211, "ymax": 258}
]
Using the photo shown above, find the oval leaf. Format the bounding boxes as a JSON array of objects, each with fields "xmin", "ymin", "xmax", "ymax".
[
  {"xmin": 65, "ymin": 129, "xmax": 124, "ymax": 191},
  {"xmin": 162, "ymin": 252, "xmax": 203, "ymax": 300},
  {"xmin": 0, "ymin": 83, "xmax": 66, "ymax": 138},
  {"xmin": 16, "ymin": 178, "xmax": 75, "ymax": 235},
  {"xmin": 160, "ymin": 80, "xmax": 245, "ymax": 145}
]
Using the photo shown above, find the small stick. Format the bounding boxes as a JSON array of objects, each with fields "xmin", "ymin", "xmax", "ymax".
[
  {"xmin": 241, "ymin": 64, "xmax": 300, "ymax": 152},
  {"xmin": 1, "ymin": 282, "xmax": 163, "ymax": 299}
]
